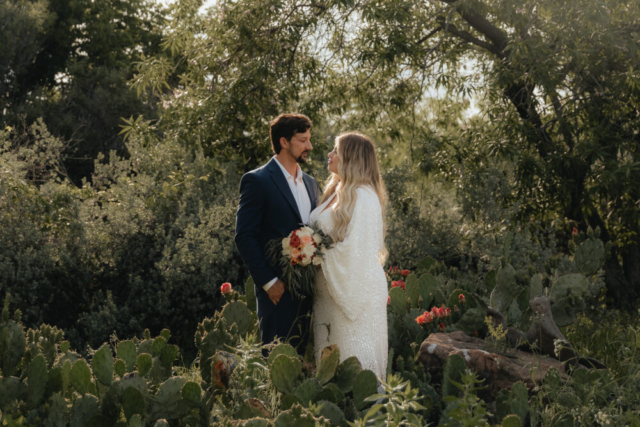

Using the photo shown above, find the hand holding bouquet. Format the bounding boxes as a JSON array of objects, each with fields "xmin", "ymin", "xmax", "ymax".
[{"xmin": 267, "ymin": 225, "xmax": 333, "ymax": 300}]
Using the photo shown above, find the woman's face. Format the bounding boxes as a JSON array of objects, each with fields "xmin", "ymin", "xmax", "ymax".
[{"xmin": 327, "ymin": 143, "xmax": 340, "ymax": 174}]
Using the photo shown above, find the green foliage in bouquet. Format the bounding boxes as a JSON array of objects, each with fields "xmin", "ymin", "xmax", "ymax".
[{"xmin": 266, "ymin": 226, "xmax": 334, "ymax": 300}]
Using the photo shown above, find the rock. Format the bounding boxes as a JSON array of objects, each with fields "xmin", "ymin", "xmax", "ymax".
[{"xmin": 416, "ymin": 331, "xmax": 568, "ymax": 400}]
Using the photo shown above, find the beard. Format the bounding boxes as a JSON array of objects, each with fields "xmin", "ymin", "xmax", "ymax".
[{"xmin": 290, "ymin": 147, "xmax": 309, "ymax": 163}]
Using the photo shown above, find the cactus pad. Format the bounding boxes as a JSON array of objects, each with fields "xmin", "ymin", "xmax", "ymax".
[
  {"xmin": 295, "ymin": 378, "xmax": 322, "ymax": 405},
  {"xmin": 245, "ymin": 276, "xmax": 257, "ymax": 312},
  {"xmin": 137, "ymin": 353, "xmax": 153, "ymax": 377},
  {"xmin": 490, "ymin": 263, "xmax": 520, "ymax": 314},
  {"xmin": 181, "ymin": 381, "xmax": 202, "ymax": 407},
  {"xmin": 405, "ymin": 274, "xmax": 420, "ymax": 308},
  {"xmin": 27, "ymin": 354, "xmax": 48, "ymax": 408},
  {"xmin": 315, "ymin": 344, "xmax": 340, "ymax": 385},
  {"xmin": 70, "ymin": 359, "xmax": 93, "ymax": 395},
  {"xmin": 502, "ymin": 414, "xmax": 523, "ymax": 427},
  {"xmin": 122, "ymin": 386, "xmax": 146, "ymax": 421},
  {"xmin": 0, "ymin": 377, "xmax": 27, "ymax": 411},
  {"xmin": 442, "ymin": 354, "xmax": 466, "ymax": 399},
  {"xmin": 114, "ymin": 359, "xmax": 126, "ymax": 378},
  {"xmin": 116, "ymin": 341, "xmax": 137, "ymax": 373},
  {"xmin": 0, "ymin": 321, "xmax": 26, "ymax": 376},
  {"xmin": 92, "ymin": 344, "xmax": 114, "ymax": 386},
  {"xmin": 352, "ymin": 369, "xmax": 378, "ymax": 410},
  {"xmin": 315, "ymin": 400, "xmax": 347, "ymax": 426},
  {"xmin": 388, "ymin": 286, "xmax": 407, "ymax": 316},
  {"xmin": 575, "ymin": 238, "xmax": 605, "ymax": 276},
  {"xmin": 69, "ymin": 394, "xmax": 100, "ymax": 427},
  {"xmin": 334, "ymin": 356, "xmax": 362, "ymax": 393},
  {"xmin": 267, "ymin": 343, "xmax": 298, "ymax": 367},
  {"xmin": 270, "ymin": 354, "xmax": 302, "ymax": 394},
  {"xmin": 222, "ymin": 301, "xmax": 253, "ymax": 337}
]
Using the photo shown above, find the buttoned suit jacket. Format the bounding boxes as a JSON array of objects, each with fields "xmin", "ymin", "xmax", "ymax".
[{"xmin": 234, "ymin": 157, "xmax": 320, "ymax": 347}]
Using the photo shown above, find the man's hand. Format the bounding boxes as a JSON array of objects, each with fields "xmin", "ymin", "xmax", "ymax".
[{"xmin": 267, "ymin": 279, "xmax": 285, "ymax": 305}]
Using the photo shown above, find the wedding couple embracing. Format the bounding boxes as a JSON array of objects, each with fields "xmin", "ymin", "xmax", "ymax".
[{"xmin": 234, "ymin": 113, "xmax": 388, "ymax": 380}]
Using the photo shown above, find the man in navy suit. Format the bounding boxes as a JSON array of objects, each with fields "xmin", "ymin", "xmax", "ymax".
[{"xmin": 235, "ymin": 113, "xmax": 320, "ymax": 353}]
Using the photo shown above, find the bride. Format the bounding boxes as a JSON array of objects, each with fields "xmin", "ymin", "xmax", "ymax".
[{"xmin": 309, "ymin": 132, "xmax": 388, "ymax": 380}]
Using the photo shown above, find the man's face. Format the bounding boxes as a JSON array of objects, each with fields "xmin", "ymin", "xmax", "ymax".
[{"xmin": 282, "ymin": 130, "xmax": 312, "ymax": 163}]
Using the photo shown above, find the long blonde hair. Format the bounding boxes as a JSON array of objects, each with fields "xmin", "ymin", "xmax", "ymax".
[{"xmin": 322, "ymin": 132, "xmax": 388, "ymax": 260}]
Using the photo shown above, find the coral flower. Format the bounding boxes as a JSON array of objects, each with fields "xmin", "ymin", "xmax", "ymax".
[
  {"xmin": 458, "ymin": 293, "xmax": 466, "ymax": 304},
  {"xmin": 220, "ymin": 282, "xmax": 232, "ymax": 294},
  {"xmin": 572, "ymin": 227, "xmax": 579, "ymax": 237},
  {"xmin": 391, "ymin": 280, "xmax": 406, "ymax": 290},
  {"xmin": 416, "ymin": 312, "xmax": 434, "ymax": 325},
  {"xmin": 289, "ymin": 231, "xmax": 300, "ymax": 247},
  {"xmin": 400, "ymin": 269, "xmax": 410, "ymax": 276},
  {"xmin": 438, "ymin": 322, "xmax": 446, "ymax": 332},
  {"xmin": 387, "ymin": 296, "xmax": 391, "ymax": 306}
]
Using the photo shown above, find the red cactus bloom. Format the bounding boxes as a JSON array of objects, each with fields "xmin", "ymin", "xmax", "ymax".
[
  {"xmin": 474, "ymin": 331, "xmax": 479, "ymax": 337},
  {"xmin": 438, "ymin": 322, "xmax": 446, "ymax": 332},
  {"xmin": 220, "ymin": 282, "xmax": 232, "ymax": 294},
  {"xmin": 400, "ymin": 269, "xmax": 410, "ymax": 276},
  {"xmin": 430, "ymin": 307, "xmax": 439, "ymax": 318},
  {"xmin": 572, "ymin": 227, "xmax": 579, "ymax": 237},
  {"xmin": 391, "ymin": 280, "xmax": 406, "ymax": 290},
  {"xmin": 416, "ymin": 311, "xmax": 434, "ymax": 325},
  {"xmin": 458, "ymin": 293, "xmax": 466, "ymax": 304},
  {"xmin": 387, "ymin": 295, "xmax": 391, "ymax": 306}
]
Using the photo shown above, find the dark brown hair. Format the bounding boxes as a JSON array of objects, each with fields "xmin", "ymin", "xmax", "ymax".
[{"xmin": 269, "ymin": 114, "xmax": 312, "ymax": 154}]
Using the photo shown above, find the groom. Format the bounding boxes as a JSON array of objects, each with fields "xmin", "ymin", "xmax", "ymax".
[{"xmin": 234, "ymin": 113, "xmax": 320, "ymax": 353}]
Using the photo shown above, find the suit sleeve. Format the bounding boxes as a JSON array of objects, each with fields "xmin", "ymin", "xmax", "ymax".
[{"xmin": 234, "ymin": 173, "xmax": 278, "ymax": 290}]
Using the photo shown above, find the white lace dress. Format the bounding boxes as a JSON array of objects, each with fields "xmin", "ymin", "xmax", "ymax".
[{"xmin": 310, "ymin": 186, "xmax": 388, "ymax": 380}]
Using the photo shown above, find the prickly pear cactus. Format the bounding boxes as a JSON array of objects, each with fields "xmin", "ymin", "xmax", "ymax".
[
  {"xmin": 502, "ymin": 414, "xmax": 523, "ymax": 427},
  {"xmin": 455, "ymin": 308, "xmax": 486, "ymax": 336},
  {"xmin": 418, "ymin": 274, "xmax": 438, "ymax": 309},
  {"xmin": 274, "ymin": 403, "xmax": 329, "ymax": 427},
  {"xmin": 0, "ymin": 377, "xmax": 27, "ymax": 411},
  {"xmin": 574, "ymin": 237, "xmax": 605, "ymax": 276},
  {"xmin": 69, "ymin": 394, "xmax": 100, "ymax": 427},
  {"xmin": 388, "ymin": 286, "xmax": 407, "ymax": 316},
  {"xmin": 137, "ymin": 353, "xmax": 152, "ymax": 377},
  {"xmin": 195, "ymin": 316, "xmax": 237, "ymax": 385},
  {"xmin": 442, "ymin": 354, "xmax": 466, "ymax": 400},
  {"xmin": 295, "ymin": 378, "xmax": 322, "ymax": 405},
  {"xmin": 490, "ymin": 263, "xmax": 521, "ymax": 314},
  {"xmin": 27, "ymin": 354, "xmax": 48, "ymax": 408},
  {"xmin": 529, "ymin": 274, "xmax": 544, "ymax": 299},
  {"xmin": 70, "ymin": 359, "xmax": 93, "ymax": 396},
  {"xmin": 117, "ymin": 341, "xmax": 137, "ymax": 373},
  {"xmin": 244, "ymin": 277, "xmax": 257, "ymax": 313},
  {"xmin": 314, "ymin": 400, "xmax": 347, "ymax": 426},
  {"xmin": 405, "ymin": 274, "xmax": 420, "ymax": 308},
  {"xmin": 148, "ymin": 376, "xmax": 191, "ymax": 421},
  {"xmin": 333, "ymin": 356, "xmax": 362, "ymax": 393},
  {"xmin": 221, "ymin": 301, "xmax": 253, "ymax": 337},
  {"xmin": 114, "ymin": 359, "xmax": 126, "ymax": 378},
  {"xmin": 550, "ymin": 274, "xmax": 589, "ymax": 327},
  {"xmin": 181, "ymin": 381, "xmax": 202, "ymax": 407},
  {"xmin": 315, "ymin": 345, "xmax": 340, "ymax": 385},
  {"xmin": 352, "ymin": 369, "xmax": 378, "ymax": 410},
  {"xmin": 270, "ymin": 354, "xmax": 302, "ymax": 394},
  {"xmin": 496, "ymin": 381, "xmax": 529, "ymax": 424},
  {"xmin": 92, "ymin": 344, "xmax": 114, "ymax": 386},
  {"xmin": 122, "ymin": 386, "xmax": 146, "ymax": 421},
  {"xmin": 0, "ymin": 320, "xmax": 26, "ymax": 376},
  {"xmin": 267, "ymin": 343, "xmax": 298, "ymax": 367}
]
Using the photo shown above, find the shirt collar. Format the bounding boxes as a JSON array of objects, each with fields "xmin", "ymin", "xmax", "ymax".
[{"xmin": 273, "ymin": 156, "xmax": 303, "ymax": 183}]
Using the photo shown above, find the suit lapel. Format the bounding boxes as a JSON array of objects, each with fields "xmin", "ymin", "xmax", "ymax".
[
  {"xmin": 302, "ymin": 174, "xmax": 317, "ymax": 211},
  {"xmin": 267, "ymin": 158, "xmax": 302, "ymax": 223}
]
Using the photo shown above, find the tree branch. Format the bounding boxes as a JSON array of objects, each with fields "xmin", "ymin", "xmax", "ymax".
[{"xmin": 436, "ymin": 17, "xmax": 504, "ymax": 58}]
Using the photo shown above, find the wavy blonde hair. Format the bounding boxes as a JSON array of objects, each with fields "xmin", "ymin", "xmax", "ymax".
[{"xmin": 322, "ymin": 132, "xmax": 388, "ymax": 262}]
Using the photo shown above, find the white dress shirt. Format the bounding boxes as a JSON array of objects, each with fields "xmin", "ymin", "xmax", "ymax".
[{"xmin": 263, "ymin": 156, "xmax": 312, "ymax": 291}]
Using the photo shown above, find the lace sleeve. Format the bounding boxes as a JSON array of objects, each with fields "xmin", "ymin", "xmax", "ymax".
[{"xmin": 320, "ymin": 187, "xmax": 384, "ymax": 321}]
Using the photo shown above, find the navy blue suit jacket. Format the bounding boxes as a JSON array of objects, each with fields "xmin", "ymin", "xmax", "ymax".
[{"xmin": 235, "ymin": 157, "xmax": 320, "ymax": 344}]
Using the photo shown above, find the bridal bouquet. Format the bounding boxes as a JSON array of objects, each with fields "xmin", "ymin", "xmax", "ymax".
[{"xmin": 267, "ymin": 225, "xmax": 333, "ymax": 299}]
